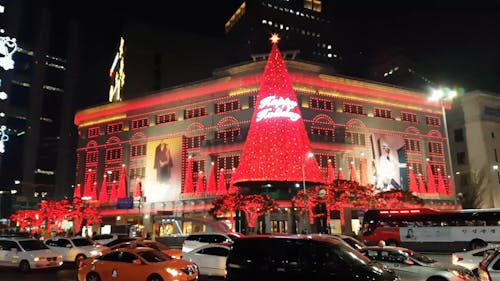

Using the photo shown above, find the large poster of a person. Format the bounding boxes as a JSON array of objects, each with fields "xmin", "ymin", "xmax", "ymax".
[
  {"xmin": 370, "ymin": 134, "xmax": 406, "ymax": 191},
  {"xmin": 154, "ymin": 142, "xmax": 173, "ymax": 184},
  {"xmin": 145, "ymin": 137, "xmax": 182, "ymax": 202}
]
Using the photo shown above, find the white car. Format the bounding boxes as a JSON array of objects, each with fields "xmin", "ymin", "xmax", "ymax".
[
  {"xmin": 182, "ymin": 243, "xmax": 230, "ymax": 277},
  {"xmin": 91, "ymin": 233, "xmax": 129, "ymax": 246},
  {"xmin": 452, "ymin": 244, "xmax": 499, "ymax": 273},
  {"xmin": 360, "ymin": 245, "xmax": 476, "ymax": 281},
  {"xmin": 0, "ymin": 236, "xmax": 63, "ymax": 271},
  {"xmin": 181, "ymin": 232, "xmax": 243, "ymax": 253},
  {"xmin": 45, "ymin": 236, "xmax": 108, "ymax": 264}
]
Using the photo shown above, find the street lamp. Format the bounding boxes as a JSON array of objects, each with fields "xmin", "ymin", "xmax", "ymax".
[
  {"xmin": 301, "ymin": 152, "xmax": 314, "ymax": 233},
  {"xmin": 429, "ymin": 87, "xmax": 458, "ymax": 209}
]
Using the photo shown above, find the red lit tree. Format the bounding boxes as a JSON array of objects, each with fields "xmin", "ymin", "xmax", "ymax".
[
  {"xmin": 240, "ymin": 194, "xmax": 278, "ymax": 231},
  {"xmin": 231, "ymin": 34, "xmax": 324, "ymax": 188},
  {"xmin": 211, "ymin": 192, "xmax": 244, "ymax": 230}
]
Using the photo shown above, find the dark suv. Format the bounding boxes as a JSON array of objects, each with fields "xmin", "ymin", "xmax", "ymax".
[{"xmin": 226, "ymin": 235, "xmax": 400, "ymax": 281}]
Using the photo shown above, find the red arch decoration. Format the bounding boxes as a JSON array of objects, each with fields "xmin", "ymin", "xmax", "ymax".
[
  {"xmin": 186, "ymin": 122, "xmax": 205, "ymax": 133},
  {"xmin": 216, "ymin": 116, "xmax": 240, "ymax": 129},
  {"xmin": 106, "ymin": 136, "xmax": 121, "ymax": 144},
  {"xmin": 312, "ymin": 114, "xmax": 335, "ymax": 126},
  {"xmin": 404, "ymin": 126, "xmax": 421, "ymax": 136},
  {"xmin": 427, "ymin": 130, "xmax": 443, "ymax": 139},
  {"xmin": 346, "ymin": 119, "xmax": 366, "ymax": 128},
  {"xmin": 86, "ymin": 140, "xmax": 98, "ymax": 148}
]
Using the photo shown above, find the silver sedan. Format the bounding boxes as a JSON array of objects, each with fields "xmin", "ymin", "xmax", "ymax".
[{"xmin": 360, "ymin": 245, "xmax": 475, "ymax": 281}]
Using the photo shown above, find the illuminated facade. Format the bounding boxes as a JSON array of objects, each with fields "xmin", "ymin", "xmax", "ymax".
[{"xmin": 74, "ymin": 56, "xmax": 454, "ymax": 234}]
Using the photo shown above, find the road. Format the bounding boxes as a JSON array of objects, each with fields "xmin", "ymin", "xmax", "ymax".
[
  {"xmin": 1, "ymin": 255, "xmax": 453, "ymax": 281},
  {"xmin": 0, "ymin": 262, "xmax": 224, "ymax": 281}
]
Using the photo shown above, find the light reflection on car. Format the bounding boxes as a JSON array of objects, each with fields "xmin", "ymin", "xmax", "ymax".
[{"xmin": 360, "ymin": 245, "xmax": 475, "ymax": 281}]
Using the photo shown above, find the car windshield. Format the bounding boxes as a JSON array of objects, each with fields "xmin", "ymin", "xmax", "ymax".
[
  {"xmin": 138, "ymin": 250, "xmax": 171, "ymax": 263},
  {"xmin": 144, "ymin": 242, "xmax": 168, "ymax": 250},
  {"xmin": 19, "ymin": 239, "xmax": 49, "ymax": 251},
  {"xmin": 72, "ymin": 238, "xmax": 94, "ymax": 247},
  {"xmin": 342, "ymin": 237, "xmax": 366, "ymax": 250},
  {"xmin": 401, "ymin": 249, "xmax": 436, "ymax": 264},
  {"xmin": 335, "ymin": 242, "xmax": 372, "ymax": 265}
]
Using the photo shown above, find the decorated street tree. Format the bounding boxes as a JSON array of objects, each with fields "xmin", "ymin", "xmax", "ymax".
[
  {"xmin": 239, "ymin": 194, "xmax": 278, "ymax": 233},
  {"xmin": 10, "ymin": 198, "xmax": 102, "ymax": 236},
  {"xmin": 210, "ymin": 192, "xmax": 244, "ymax": 230},
  {"xmin": 292, "ymin": 180, "xmax": 425, "ymax": 231}
]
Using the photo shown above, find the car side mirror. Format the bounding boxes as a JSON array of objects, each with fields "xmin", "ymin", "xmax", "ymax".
[
  {"xmin": 66, "ymin": 244, "xmax": 72, "ymax": 248},
  {"xmin": 132, "ymin": 259, "xmax": 142, "ymax": 265}
]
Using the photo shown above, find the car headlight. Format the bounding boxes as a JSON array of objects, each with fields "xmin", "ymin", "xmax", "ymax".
[
  {"xmin": 34, "ymin": 257, "xmax": 40, "ymax": 262},
  {"xmin": 166, "ymin": 267, "xmax": 180, "ymax": 277},
  {"xmin": 89, "ymin": 250, "xmax": 101, "ymax": 257}
]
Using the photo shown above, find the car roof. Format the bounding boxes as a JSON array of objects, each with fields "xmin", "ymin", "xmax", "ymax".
[
  {"xmin": 361, "ymin": 245, "xmax": 409, "ymax": 252},
  {"xmin": 108, "ymin": 246, "xmax": 159, "ymax": 254},
  {"xmin": 237, "ymin": 234, "xmax": 343, "ymax": 243},
  {"xmin": 0, "ymin": 236, "xmax": 36, "ymax": 241}
]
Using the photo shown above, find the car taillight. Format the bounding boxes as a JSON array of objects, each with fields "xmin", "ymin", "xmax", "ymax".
[{"xmin": 451, "ymin": 255, "xmax": 463, "ymax": 264}]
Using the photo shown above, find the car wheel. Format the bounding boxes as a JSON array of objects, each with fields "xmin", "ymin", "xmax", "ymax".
[
  {"xmin": 470, "ymin": 239, "xmax": 487, "ymax": 250},
  {"xmin": 19, "ymin": 260, "xmax": 30, "ymax": 272},
  {"xmin": 147, "ymin": 274, "xmax": 164, "ymax": 281},
  {"xmin": 86, "ymin": 272, "xmax": 101, "ymax": 281},
  {"xmin": 75, "ymin": 254, "xmax": 87, "ymax": 266}
]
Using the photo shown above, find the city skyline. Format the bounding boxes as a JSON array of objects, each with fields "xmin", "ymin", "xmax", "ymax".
[{"xmin": 42, "ymin": 0, "xmax": 500, "ymax": 109}]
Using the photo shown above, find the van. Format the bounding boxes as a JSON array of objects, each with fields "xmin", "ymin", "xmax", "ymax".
[{"xmin": 226, "ymin": 235, "xmax": 400, "ymax": 281}]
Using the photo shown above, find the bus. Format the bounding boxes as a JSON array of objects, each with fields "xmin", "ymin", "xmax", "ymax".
[{"xmin": 360, "ymin": 208, "xmax": 500, "ymax": 252}]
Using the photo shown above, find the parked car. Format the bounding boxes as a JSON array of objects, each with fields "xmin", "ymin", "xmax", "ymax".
[
  {"xmin": 181, "ymin": 232, "xmax": 243, "ymax": 253},
  {"xmin": 225, "ymin": 234, "xmax": 400, "ymax": 281},
  {"xmin": 333, "ymin": 234, "xmax": 367, "ymax": 251},
  {"xmin": 478, "ymin": 248, "xmax": 500, "ymax": 281},
  {"xmin": 360, "ymin": 245, "xmax": 475, "ymax": 281},
  {"xmin": 45, "ymin": 236, "xmax": 108, "ymax": 264},
  {"xmin": 452, "ymin": 244, "xmax": 499, "ymax": 273},
  {"xmin": 313, "ymin": 233, "xmax": 367, "ymax": 251},
  {"xmin": 77, "ymin": 247, "xmax": 198, "ymax": 281},
  {"xmin": 182, "ymin": 243, "xmax": 230, "ymax": 277},
  {"xmin": 108, "ymin": 239, "xmax": 182, "ymax": 259},
  {"xmin": 103, "ymin": 236, "xmax": 142, "ymax": 247},
  {"xmin": 92, "ymin": 233, "xmax": 130, "ymax": 246},
  {"xmin": 0, "ymin": 236, "xmax": 63, "ymax": 271}
]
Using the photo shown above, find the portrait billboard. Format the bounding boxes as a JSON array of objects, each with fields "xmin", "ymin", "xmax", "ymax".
[
  {"xmin": 143, "ymin": 137, "xmax": 182, "ymax": 202},
  {"xmin": 370, "ymin": 133, "xmax": 407, "ymax": 191}
]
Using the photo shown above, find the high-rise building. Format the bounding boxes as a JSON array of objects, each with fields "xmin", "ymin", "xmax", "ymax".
[
  {"xmin": 224, "ymin": 0, "xmax": 341, "ymax": 68},
  {"xmin": 0, "ymin": 0, "xmax": 78, "ymax": 217}
]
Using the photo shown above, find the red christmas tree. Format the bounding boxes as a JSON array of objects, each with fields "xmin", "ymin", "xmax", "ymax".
[
  {"xmin": 232, "ymin": 34, "xmax": 324, "ymax": 188},
  {"xmin": 206, "ymin": 162, "xmax": 217, "ymax": 195}
]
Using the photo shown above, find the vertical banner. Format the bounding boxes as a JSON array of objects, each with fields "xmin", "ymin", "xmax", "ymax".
[
  {"xmin": 371, "ymin": 134, "xmax": 406, "ymax": 191},
  {"xmin": 144, "ymin": 137, "xmax": 182, "ymax": 202}
]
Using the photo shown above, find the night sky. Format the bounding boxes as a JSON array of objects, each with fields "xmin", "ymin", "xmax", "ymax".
[{"xmin": 45, "ymin": 1, "xmax": 500, "ymax": 109}]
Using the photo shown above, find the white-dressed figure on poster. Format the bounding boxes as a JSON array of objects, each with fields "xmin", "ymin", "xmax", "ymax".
[
  {"xmin": 375, "ymin": 144, "xmax": 401, "ymax": 191},
  {"xmin": 154, "ymin": 142, "xmax": 173, "ymax": 184}
]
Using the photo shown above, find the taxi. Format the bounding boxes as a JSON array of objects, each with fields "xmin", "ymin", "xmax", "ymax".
[
  {"xmin": 78, "ymin": 247, "xmax": 198, "ymax": 281},
  {"xmin": 108, "ymin": 240, "xmax": 182, "ymax": 259}
]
